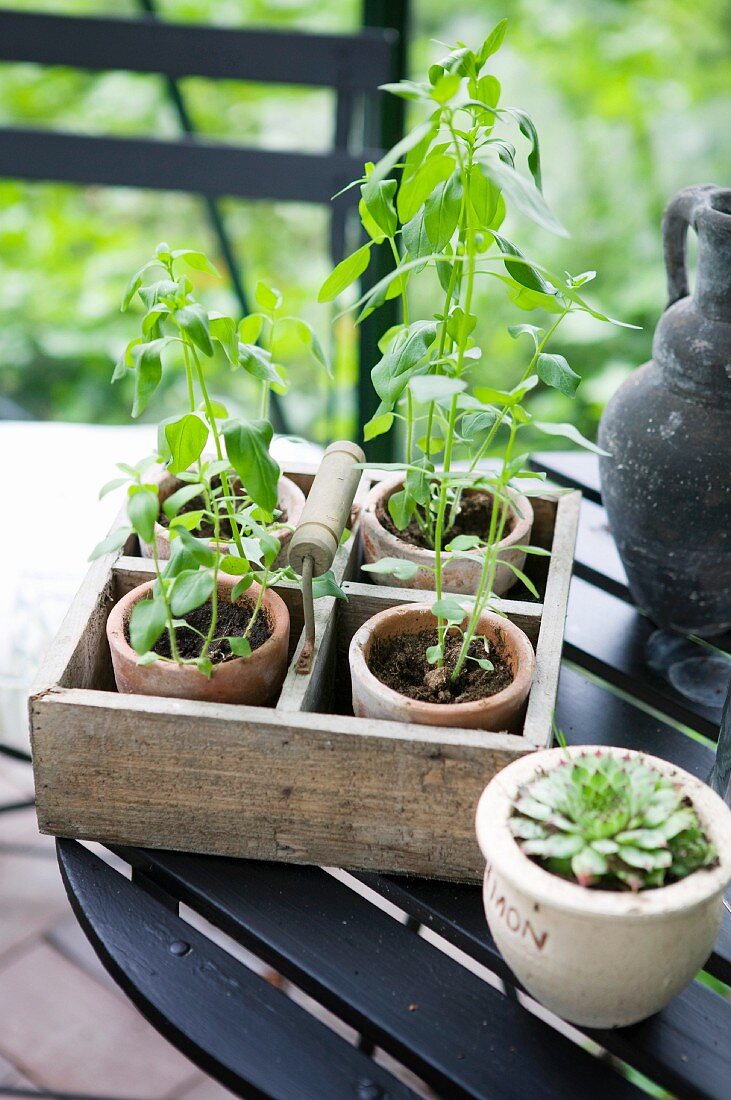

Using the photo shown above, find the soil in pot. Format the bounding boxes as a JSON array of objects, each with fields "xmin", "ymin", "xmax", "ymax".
[
  {"xmin": 376, "ymin": 489, "xmax": 511, "ymax": 550},
  {"xmin": 158, "ymin": 475, "xmax": 288, "ymax": 541},
  {"xmin": 129, "ymin": 600, "xmax": 272, "ymax": 664},
  {"xmin": 370, "ymin": 626, "xmax": 514, "ymax": 705}
]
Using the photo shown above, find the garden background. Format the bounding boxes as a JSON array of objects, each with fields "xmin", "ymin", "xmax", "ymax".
[{"xmin": 0, "ymin": 0, "xmax": 729, "ymax": 446}]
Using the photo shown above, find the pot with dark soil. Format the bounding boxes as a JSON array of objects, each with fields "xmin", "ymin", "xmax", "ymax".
[
  {"xmin": 107, "ymin": 573, "xmax": 290, "ymax": 705},
  {"xmin": 360, "ymin": 473, "xmax": 533, "ymax": 595},
  {"xmin": 350, "ymin": 603, "xmax": 535, "ymax": 731},
  {"xmin": 142, "ymin": 468, "xmax": 306, "ymax": 565}
]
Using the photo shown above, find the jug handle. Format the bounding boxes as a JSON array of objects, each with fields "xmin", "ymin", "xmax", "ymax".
[{"xmin": 662, "ymin": 184, "xmax": 715, "ymax": 307}]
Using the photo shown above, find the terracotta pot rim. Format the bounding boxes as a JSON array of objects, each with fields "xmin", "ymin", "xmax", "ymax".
[
  {"xmin": 349, "ymin": 603, "xmax": 536, "ymax": 719},
  {"xmin": 476, "ymin": 746, "xmax": 731, "ymax": 919},
  {"xmin": 106, "ymin": 573, "xmax": 288, "ymax": 681},
  {"xmin": 153, "ymin": 472, "xmax": 305, "ymax": 546},
  {"xmin": 363, "ymin": 473, "xmax": 533, "ymax": 564}
]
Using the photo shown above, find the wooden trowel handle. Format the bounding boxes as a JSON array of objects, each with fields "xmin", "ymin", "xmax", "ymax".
[{"xmin": 288, "ymin": 440, "xmax": 365, "ymax": 577}]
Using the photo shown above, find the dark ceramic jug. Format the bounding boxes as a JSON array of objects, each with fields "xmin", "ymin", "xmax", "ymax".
[{"xmin": 599, "ymin": 184, "xmax": 731, "ymax": 637}]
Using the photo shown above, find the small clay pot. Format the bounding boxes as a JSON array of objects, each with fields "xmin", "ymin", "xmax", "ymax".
[
  {"xmin": 360, "ymin": 474, "xmax": 533, "ymax": 595},
  {"xmin": 141, "ymin": 472, "xmax": 306, "ymax": 565},
  {"xmin": 476, "ymin": 747, "xmax": 731, "ymax": 1028},
  {"xmin": 106, "ymin": 573, "xmax": 290, "ymax": 705},
  {"xmin": 349, "ymin": 603, "xmax": 535, "ymax": 731}
]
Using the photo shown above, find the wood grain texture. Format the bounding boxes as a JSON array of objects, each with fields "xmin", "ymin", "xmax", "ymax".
[
  {"xmin": 33, "ymin": 687, "xmax": 527, "ymax": 880},
  {"xmin": 29, "ymin": 472, "xmax": 580, "ymax": 880}
]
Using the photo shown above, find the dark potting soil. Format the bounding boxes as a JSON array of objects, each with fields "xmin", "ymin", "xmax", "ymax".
[
  {"xmin": 369, "ymin": 627, "xmax": 514, "ymax": 705},
  {"xmin": 158, "ymin": 476, "xmax": 286, "ymax": 540},
  {"xmin": 376, "ymin": 489, "xmax": 512, "ymax": 550},
  {"xmin": 145, "ymin": 600, "xmax": 272, "ymax": 664}
]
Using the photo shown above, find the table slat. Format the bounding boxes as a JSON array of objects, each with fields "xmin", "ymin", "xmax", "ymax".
[
  {"xmin": 530, "ymin": 452, "xmax": 602, "ymax": 503},
  {"xmin": 566, "ymin": 577, "xmax": 725, "ymax": 736},
  {"xmin": 117, "ymin": 849, "xmax": 642, "ymax": 1100},
  {"xmin": 57, "ymin": 840, "xmax": 415, "ymax": 1100},
  {"xmin": 362, "ymin": 874, "xmax": 731, "ymax": 1100}
]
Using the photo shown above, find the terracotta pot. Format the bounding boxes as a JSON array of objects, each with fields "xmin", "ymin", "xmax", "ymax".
[
  {"xmin": 360, "ymin": 474, "xmax": 533, "ymax": 595},
  {"xmin": 476, "ymin": 747, "xmax": 731, "ymax": 1028},
  {"xmin": 106, "ymin": 573, "xmax": 290, "ymax": 705},
  {"xmin": 349, "ymin": 603, "xmax": 535, "ymax": 731},
  {"xmin": 141, "ymin": 472, "xmax": 306, "ymax": 566}
]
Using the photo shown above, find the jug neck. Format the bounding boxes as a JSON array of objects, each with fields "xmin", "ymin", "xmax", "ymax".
[{"xmin": 694, "ymin": 193, "xmax": 731, "ymax": 321}]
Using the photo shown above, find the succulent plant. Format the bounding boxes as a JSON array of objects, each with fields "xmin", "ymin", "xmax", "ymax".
[{"xmin": 510, "ymin": 751, "xmax": 717, "ymax": 891}]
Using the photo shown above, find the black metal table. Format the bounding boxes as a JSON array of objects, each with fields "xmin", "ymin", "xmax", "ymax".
[{"xmin": 57, "ymin": 453, "xmax": 731, "ymax": 1100}]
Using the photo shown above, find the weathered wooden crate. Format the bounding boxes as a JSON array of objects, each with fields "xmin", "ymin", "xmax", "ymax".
[{"xmin": 29, "ymin": 463, "xmax": 580, "ymax": 882}]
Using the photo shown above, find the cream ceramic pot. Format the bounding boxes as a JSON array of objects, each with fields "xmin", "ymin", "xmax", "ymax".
[
  {"xmin": 141, "ymin": 471, "xmax": 306, "ymax": 565},
  {"xmin": 476, "ymin": 747, "xmax": 731, "ymax": 1028},
  {"xmin": 360, "ymin": 474, "xmax": 533, "ymax": 595}
]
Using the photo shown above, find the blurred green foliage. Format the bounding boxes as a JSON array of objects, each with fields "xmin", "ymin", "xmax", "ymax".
[{"xmin": 0, "ymin": 0, "xmax": 728, "ymax": 446}]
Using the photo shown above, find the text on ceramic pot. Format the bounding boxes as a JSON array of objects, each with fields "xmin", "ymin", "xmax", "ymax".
[{"xmin": 484, "ymin": 861, "xmax": 548, "ymax": 951}]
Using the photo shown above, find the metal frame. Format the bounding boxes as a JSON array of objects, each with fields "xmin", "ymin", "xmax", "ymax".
[{"xmin": 0, "ymin": 4, "xmax": 408, "ymax": 456}]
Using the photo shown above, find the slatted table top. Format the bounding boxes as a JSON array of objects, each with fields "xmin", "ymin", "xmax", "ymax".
[{"xmin": 57, "ymin": 452, "xmax": 731, "ymax": 1100}]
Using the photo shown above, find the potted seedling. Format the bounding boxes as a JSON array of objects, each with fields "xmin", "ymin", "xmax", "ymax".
[
  {"xmin": 322, "ymin": 24, "xmax": 634, "ymax": 730},
  {"xmin": 476, "ymin": 744, "xmax": 731, "ymax": 1027},
  {"xmin": 93, "ymin": 243, "xmax": 338, "ymax": 703},
  {"xmin": 116, "ymin": 243, "xmax": 331, "ymax": 563}
]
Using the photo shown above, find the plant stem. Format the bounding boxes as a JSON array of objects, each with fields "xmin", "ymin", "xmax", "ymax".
[
  {"xmin": 187, "ymin": 340, "xmax": 246, "ymax": 558},
  {"xmin": 152, "ymin": 540, "xmax": 181, "ymax": 664},
  {"xmin": 245, "ymin": 563, "xmax": 270, "ymax": 638}
]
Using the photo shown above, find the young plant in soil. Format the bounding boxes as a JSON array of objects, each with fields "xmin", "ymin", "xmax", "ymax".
[
  {"xmin": 510, "ymin": 748, "xmax": 717, "ymax": 891},
  {"xmin": 321, "ymin": 22, "xmax": 636, "ymax": 702},
  {"xmin": 92, "ymin": 244, "xmax": 340, "ymax": 674}
]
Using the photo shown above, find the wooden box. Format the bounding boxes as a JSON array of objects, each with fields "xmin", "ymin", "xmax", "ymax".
[{"xmin": 29, "ymin": 465, "xmax": 580, "ymax": 882}]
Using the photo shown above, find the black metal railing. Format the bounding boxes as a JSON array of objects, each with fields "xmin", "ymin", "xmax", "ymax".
[{"xmin": 0, "ymin": 2, "xmax": 409, "ymax": 457}]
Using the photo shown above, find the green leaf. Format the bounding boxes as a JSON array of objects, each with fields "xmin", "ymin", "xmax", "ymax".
[
  {"xmin": 88, "ymin": 526, "xmax": 132, "ymax": 561},
  {"xmin": 255, "ymin": 281, "xmax": 282, "ymax": 311},
  {"xmin": 426, "ymin": 644, "xmax": 442, "ymax": 664},
  {"xmin": 208, "ymin": 312, "xmax": 238, "ymax": 364},
  {"xmin": 361, "ymin": 119, "xmax": 435, "ymax": 206},
  {"xmin": 227, "ymin": 635, "xmax": 252, "ymax": 657},
  {"xmin": 371, "ymin": 320, "xmax": 439, "ymax": 407},
  {"xmin": 127, "ymin": 487, "xmax": 159, "ymax": 544},
  {"xmin": 408, "ymin": 375, "xmax": 466, "ymax": 404},
  {"xmin": 131, "ymin": 340, "xmax": 165, "ymax": 418},
  {"xmin": 318, "ymin": 244, "xmax": 372, "ymax": 302},
  {"xmin": 478, "ymin": 19, "xmax": 508, "ymax": 65},
  {"xmin": 424, "ymin": 174, "xmax": 463, "ymax": 251},
  {"xmin": 512, "ymin": 108, "xmax": 542, "ymax": 191},
  {"xmin": 176, "ymin": 528, "xmax": 216, "ymax": 567},
  {"xmin": 231, "ymin": 575, "xmax": 255, "ymax": 601},
  {"xmin": 397, "ymin": 154, "xmax": 455, "ymax": 223},
  {"xmin": 99, "ymin": 477, "xmax": 128, "ymax": 500},
  {"xmin": 164, "ymin": 413, "xmax": 208, "ymax": 475},
  {"xmin": 362, "ymin": 557, "xmax": 420, "ymax": 581},
  {"xmin": 446, "ymin": 534, "xmax": 482, "ymax": 551},
  {"xmin": 169, "ymin": 510, "xmax": 205, "ymax": 532},
  {"xmin": 311, "ymin": 570, "xmax": 347, "ymax": 600},
  {"xmin": 363, "ymin": 410, "xmax": 394, "ymax": 441},
  {"xmin": 239, "ymin": 314, "xmax": 264, "ymax": 344},
  {"xmin": 492, "ymin": 232, "xmax": 555, "ymax": 294},
  {"xmin": 176, "ymin": 304, "xmax": 213, "ymax": 357},
  {"xmin": 468, "ymin": 164, "xmax": 500, "ymax": 227},
  {"xmin": 387, "ymin": 488, "xmax": 416, "ymax": 528},
  {"xmin": 532, "ymin": 421, "xmax": 610, "ymax": 456},
  {"xmin": 432, "ymin": 596, "xmax": 469, "ymax": 625},
  {"xmin": 508, "ymin": 324, "xmax": 543, "ymax": 346},
  {"xmin": 402, "ymin": 207, "xmax": 433, "ymax": 262},
  {"xmin": 291, "ymin": 319, "xmax": 332, "ymax": 378},
  {"xmin": 129, "ymin": 597, "xmax": 168, "ymax": 655},
  {"xmin": 223, "ymin": 418, "xmax": 280, "ymax": 513},
  {"xmin": 430, "ymin": 73, "xmax": 461, "ymax": 104},
  {"xmin": 170, "ymin": 569, "xmax": 214, "ymax": 617},
  {"xmin": 238, "ymin": 343, "xmax": 285, "ymax": 387},
  {"xmin": 536, "ymin": 353, "xmax": 580, "ymax": 397},
  {"xmin": 172, "ymin": 249, "xmax": 220, "ymax": 276},
  {"xmin": 502, "ymin": 561, "xmax": 540, "ymax": 599},
  {"xmin": 359, "ymin": 178, "xmax": 397, "ymax": 239},
  {"xmin": 121, "ymin": 261, "xmax": 156, "ymax": 311},
  {"xmin": 219, "ymin": 554, "xmax": 251, "ymax": 576},
  {"xmin": 483, "ymin": 157, "xmax": 567, "ymax": 236}
]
